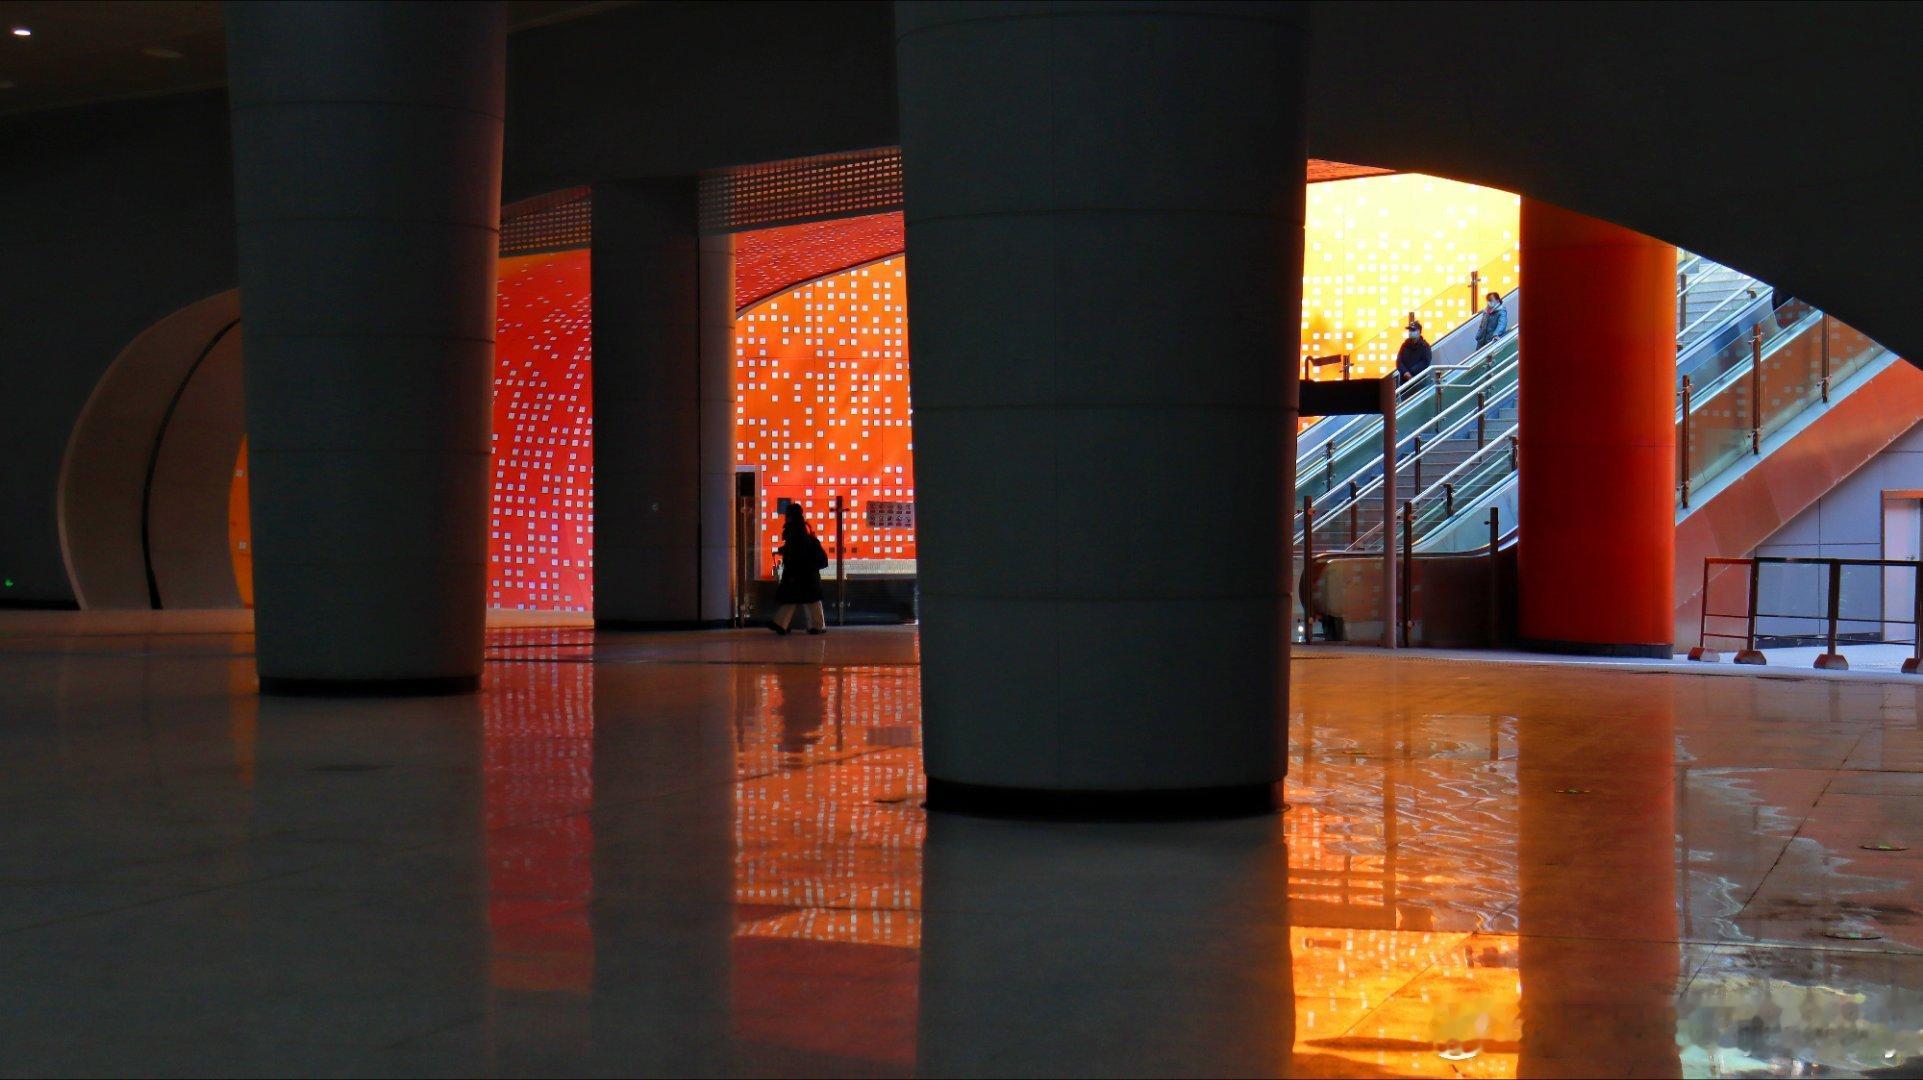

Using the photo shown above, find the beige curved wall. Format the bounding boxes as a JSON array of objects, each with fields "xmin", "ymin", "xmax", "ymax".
[{"xmin": 58, "ymin": 290, "xmax": 245, "ymax": 610}]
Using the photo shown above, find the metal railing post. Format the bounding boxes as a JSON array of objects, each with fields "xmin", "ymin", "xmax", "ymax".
[
  {"xmin": 1324, "ymin": 441, "xmax": 1335, "ymax": 493},
  {"xmin": 1679, "ymin": 375, "xmax": 1693, "ymax": 508},
  {"xmin": 1379, "ymin": 377, "xmax": 1398, "ymax": 649},
  {"xmin": 1678, "ymin": 270, "xmax": 1689, "ymax": 333},
  {"xmin": 1906, "ymin": 560, "xmax": 1923, "ymax": 675},
  {"xmin": 1347, "ymin": 481, "xmax": 1359, "ymax": 544},
  {"xmin": 1341, "ymin": 354, "xmax": 1352, "ymax": 381},
  {"xmin": 1816, "ymin": 559, "xmax": 1847, "ymax": 669},
  {"xmin": 1300, "ymin": 494, "xmax": 1316, "ymax": 642},
  {"xmin": 1750, "ymin": 326, "xmax": 1764, "ymax": 455},
  {"xmin": 1468, "ymin": 271, "xmax": 1480, "ymax": 317},
  {"xmin": 1820, "ymin": 316, "xmax": 1832, "ymax": 403},
  {"xmin": 1412, "ymin": 437, "xmax": 1423, "ymax": 494},
  {"xmin": 1476, "ymin": 391, "xmax": 1487, "ymax": 448},
  {"xmin": 1431, "ymin": 370, "xmax": 1444, "ymax": 435},
  {"xmin": 1487, "ymin": 506, "xmax": 1501, "ymax": 647},
  {"xmin": 1400, "ymin": 500, "xmax": 1415, "ymax": 647},
  {"xmin": 1508, "ymin": 434, "xmax": 1519, "ymax": 474},
  {"xmin": 1444, "ymin": 482, "xmax": 1456, "ymax": 517},
  {"xmin": 1735, "ymin": 558, "xmax": 1766, "ymax": 664},
  {"xmin": 1687, "ymin": 557, "xmax": 1715, "ymax": 660},
  {"xmin": 834, "ymin": 495, "xmax": 847, "ymax": 626}
]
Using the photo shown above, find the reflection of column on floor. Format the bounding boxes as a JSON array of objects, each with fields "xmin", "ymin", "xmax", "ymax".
[
  {"xmin": 254, "ymin": 690, "xmax": 490, "ymax": 1025},
  {"xmin": 482, "ymin": 661, "xmax": 595, "ymax": 1041},
  {"xmin": 588, "ymin": 662, "xmax": 737, "ymax": 1061},
  {"xmin": 916, "ymin": 813, "xmax": 1292, "ymax": 1075},
  {"xmin": 730, "ymin": 665, "xmax": 924, "ymax": 1073},
  {"xmin": 1517, "ymin": 679, "xmax": 1680, "ymax": 1075}
]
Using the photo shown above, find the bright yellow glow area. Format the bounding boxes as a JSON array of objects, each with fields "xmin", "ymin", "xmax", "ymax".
[{"xmin": 1302, "ymin": 174, "xmax": 1520, "ymax": 379}]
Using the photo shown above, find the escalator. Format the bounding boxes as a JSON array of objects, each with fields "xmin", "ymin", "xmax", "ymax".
[
  {"xmin": 1299, "ymin": 275, "xmax": 1923, "ymax": 649},
  {"xmin": 1296, "ymin": 252, "xmax": 1764, "ymax": 558}
]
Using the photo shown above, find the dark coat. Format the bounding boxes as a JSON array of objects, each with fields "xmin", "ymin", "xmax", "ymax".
[
  {"xmin": 775, "ymin": 531, "xmax": 827, "ymax": 603},
  {"xmin": 1395, "ymin": 336, "xmax": 1432, "ymax": 380}
]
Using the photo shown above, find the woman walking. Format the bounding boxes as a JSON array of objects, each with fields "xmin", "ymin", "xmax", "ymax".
[{"xmin": 768, "ymin": 503, "xmax": 829, "ymax": 635}]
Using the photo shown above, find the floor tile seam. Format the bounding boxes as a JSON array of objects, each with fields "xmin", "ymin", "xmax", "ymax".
[
  {"xmin": 1729, "ymin": 749, "xmax": 1853, "ymax": 919},
  {"xmin": 1691, "ymin": 935, "xmax": 1923, "ymax": 958},
  {"xmin": 368, "ymin": 1009, "xmax": 491, "ymax": 1053},
  {"xmin": 1321, "ymin": 945, "xmax": 1462, "ymax": 1044},
  {"xmin": 0, "ymin": 862, "xmax": 349, "ymax": 941}
]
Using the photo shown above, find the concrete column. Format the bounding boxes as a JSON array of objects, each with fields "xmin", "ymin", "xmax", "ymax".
[
  {"xmin": 699, "ymin": 234, "xmax": 738, "ymax": 623},
  {"xmin": 226, "ymin": 2, "xmax": 504, "ymax": 693},
  {"xmin": 591, "ymin": 181, "xmax": 733, "ymax": 629},
  {"xmin": 897, "ymin": 1, "xmax": 1306, "ymax": 814},
  {"xmin": 1518, "ymin": 200, "xmax": 1676, "ymax": 657}
]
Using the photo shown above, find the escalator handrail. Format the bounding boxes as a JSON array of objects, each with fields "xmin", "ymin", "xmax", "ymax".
[
  {"xmin": 1349, "ymin": 418, "xmax": 1520, "ymax": 549},
  {"xmin": 1297, "ymin": 353, "xmax": 1522, "ymax": 544},
  {"xmin": 1679, "ymin": 307, "xmax": 1827, "ymax": 416}
]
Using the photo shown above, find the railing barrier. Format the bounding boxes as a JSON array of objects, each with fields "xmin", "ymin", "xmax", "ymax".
[{"xmin": 1692, "ymin": 555, "xmax": 1923, "ymax": 673}]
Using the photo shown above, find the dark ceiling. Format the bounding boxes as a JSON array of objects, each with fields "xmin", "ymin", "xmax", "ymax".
[{"xmin": 0, "ymin": 1, "xmax": 624, "ymax": 117}]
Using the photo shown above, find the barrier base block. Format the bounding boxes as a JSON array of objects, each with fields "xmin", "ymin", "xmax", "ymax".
[
  {"xmin": 1687, "ymin": 647, "xmax": 1721, "ymax": 662},
  {"xmin": 1903, "ymin": 658, "xmax": 1923, "ymax": 675},
  {"xmin": 1734, "ymin": 650, "xmax": 1768, "ymax": 665},
  {"xmin": 1814, "ymin": 653, "xmax": 1850, "ymax": 671}
]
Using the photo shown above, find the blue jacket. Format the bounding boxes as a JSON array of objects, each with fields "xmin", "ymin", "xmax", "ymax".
[{"xmin": 1475, "ymin": 303, "xmax": 1509, "ymax": 347}]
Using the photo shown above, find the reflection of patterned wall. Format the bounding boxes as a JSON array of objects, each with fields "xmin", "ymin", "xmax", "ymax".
[
  {"xmin": 736, "ymin": 257, "xmax": 915, "ymax": 576},
  {"xmin": 490, "ymin": 251, "xmax": 595, "ymax": 611}
]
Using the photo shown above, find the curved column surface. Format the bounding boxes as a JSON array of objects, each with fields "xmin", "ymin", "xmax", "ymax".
[
  {"xmin": 1518, "ymin": 200, "xmax": 1676, "ymax": 656},
  {"xmin": 592, "ymin": 180, "xmax": 726, "ymax": 629},
  {"xmin": 226, "ymin": 2, "xmax": 505, "ymax": 691},
  {"xmin": 897, "ymin": 1, "xmax": 1306, "ymax": 808}
]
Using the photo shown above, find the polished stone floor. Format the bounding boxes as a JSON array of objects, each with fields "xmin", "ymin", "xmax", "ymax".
[{"xmin": 1, "ymin": 616, "xmax": 1922, "ymax": 1077}]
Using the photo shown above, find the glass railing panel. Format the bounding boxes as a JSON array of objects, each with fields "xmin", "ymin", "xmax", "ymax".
[
  {"xmin": 1680, "ymin": 307, "xmax": 1894, "ymax": 503},
  {"xmin": 1826, "ymin": 316, "xmax": 1883, "ymax": 385},
  {"xmin": 1684, "ymin": 376, "xmax": 1754, "ymax": 497},
  {"xmin": 1755, "ymin": 316, "xmax": 1825, "ymax": 445}
]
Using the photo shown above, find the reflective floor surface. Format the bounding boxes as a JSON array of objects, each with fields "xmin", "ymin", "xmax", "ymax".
[{"xmin": 1, "ymin": 617, "xmax": 1922, "ymax": 1077}]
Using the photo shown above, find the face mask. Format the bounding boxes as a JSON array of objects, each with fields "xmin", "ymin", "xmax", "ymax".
[{"xmin": 1407, "ymin": 330, "xmax": 1420, "ymax": 339}]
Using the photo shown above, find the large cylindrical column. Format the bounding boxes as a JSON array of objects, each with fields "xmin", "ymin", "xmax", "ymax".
[
  {"xmin": 898, "ymin": 2, "xmax": 1305, "ymax": 814},
  {"xmin": 591, "ymin": 181, "xmax": 735, "ymax": 629},
  {"xmin": 1518, "ymin": 201, "xmax": 1676, "ymax": 657},
  {"xmin": 226, "ymin": 2, "xmax": 505, "ymax": 693}
]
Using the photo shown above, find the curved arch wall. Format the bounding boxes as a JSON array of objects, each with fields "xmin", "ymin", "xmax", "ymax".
[{"xmin": 59, "ymin": 289, "xmax": 246, "ymax": 610}]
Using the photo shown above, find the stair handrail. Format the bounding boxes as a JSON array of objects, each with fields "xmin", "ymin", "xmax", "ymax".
[
  {"xmin": 1349, "ymin": 418, "xmax": 1521, "ymax": 550},
  {"xmin": 1674, "ymin": 267, "xmax": 1765, "ymax": 350},
  {"xmin": 1298, "ymin": 355, "xmax": 1521, "ymax": 546},
  {"xmin": 1307, "ymin": 324, "xmax": 1523, "ymax": 482}
]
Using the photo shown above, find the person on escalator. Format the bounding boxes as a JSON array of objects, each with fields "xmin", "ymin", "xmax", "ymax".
[
  {"xmin": 1474, "ymin": 291, "xmax": 1509, "ymax": 348},
  {"xmin": 1395, "ymin": 318, "xmax": 1432, "ymax": 383}
]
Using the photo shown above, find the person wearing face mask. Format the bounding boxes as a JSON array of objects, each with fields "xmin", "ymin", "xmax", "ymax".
[
  {"xmin": 1395, "ymin": 318, "xmax": 1432, "ymax": 383},
  {"xmin": 1474, "ymin": 290, "xmax": 1509, "ymax": 349}
]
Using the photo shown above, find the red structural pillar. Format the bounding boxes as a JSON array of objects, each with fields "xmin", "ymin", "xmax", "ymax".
[{"xmin": 1518, "ymin": 201, "xmax": 1676, "ymax": 657}]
